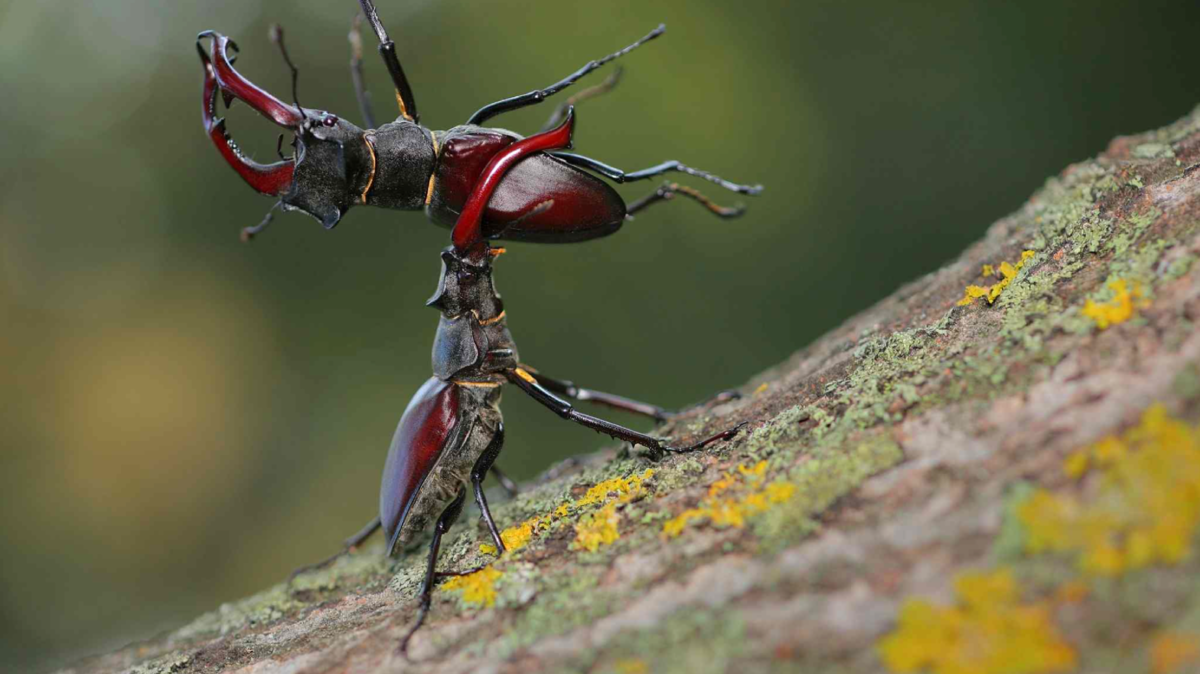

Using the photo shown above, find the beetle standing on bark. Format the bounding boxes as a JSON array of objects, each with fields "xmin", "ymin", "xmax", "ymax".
[{"xmin": 197, "ymin": 0, "xmax": 760, "ymax": 653}]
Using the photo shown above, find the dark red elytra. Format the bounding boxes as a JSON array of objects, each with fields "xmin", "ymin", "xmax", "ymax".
[{"xmin": 379, "ymin": 377, "xmax": 459, "ymax": 553}]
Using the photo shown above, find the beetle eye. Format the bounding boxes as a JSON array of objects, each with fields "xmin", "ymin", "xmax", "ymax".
[{"xmin": 322, "ymin": 115, "xmax": 338, "ymax": 127}]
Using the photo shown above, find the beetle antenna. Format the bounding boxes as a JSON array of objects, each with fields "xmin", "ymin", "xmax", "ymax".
[
  {"xmin": 242, "ymin": 200, "xmax": 282, "ymax": 242},
  {"xmin": 268, "ymin": 24, "xmax": 308, "ymax": 124}
]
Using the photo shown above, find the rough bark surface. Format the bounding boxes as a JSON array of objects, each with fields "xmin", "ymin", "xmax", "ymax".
[{"xmin": 67, "ymin": 107, "xmax": 1200, "ymax": 674}]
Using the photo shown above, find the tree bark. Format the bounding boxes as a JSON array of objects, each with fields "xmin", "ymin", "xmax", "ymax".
[{"xmin": 67, "ymin": 106, "xmax": 1200, "ymax": 674}]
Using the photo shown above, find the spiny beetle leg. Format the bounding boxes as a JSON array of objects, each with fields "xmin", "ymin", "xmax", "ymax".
[
  {"xmin": 471, "ymin": 423, "xmax": 507, "ymax": 553},
  {"xmin": 505, "ymin": 368, "xmax": 747, "ymax": 459},
  {"xmin": 518, "ymin": 365, "xmax": 671, "ymax": 422},
  {"xmin": 549, "ymin": 153, "xmax": 764, "ymax": 196},
  {"xmin": 625, "ymin": 181, "xmax": 747, "ymax": 220},
  {"xmin": 467, "ymin": 24, "xmax": 664, "ymax": 126},
  {"xmin": 398, "ymin": 485, "xmax": 466, "ymax": 656},
  {"xmin": 288, "ymin": 516, "xmax": 382, "ymax": 581},
  {"xmin": 490, "ymin": 465, "xmax": 520, "ymax": 498}
]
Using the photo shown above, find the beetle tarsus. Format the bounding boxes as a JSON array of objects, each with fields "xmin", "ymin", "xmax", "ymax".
[
  {"xmin": 625, "ymin": 181, "xmax": 747, "ymax": 221},
  {"xmin": 661, "ymin": 421, "xmax": 750, "ymax": 455}
]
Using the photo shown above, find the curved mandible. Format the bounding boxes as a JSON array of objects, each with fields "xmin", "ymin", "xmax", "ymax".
[
  {"xmin": 198, "ymin": 31, "xmax": 305, "ymax": 128},
  {"xmin": 451, "ymin": 107, "xmax": 576, "ymax": 252},
  {"xmin": 197, "ymin": 37, "xmax": 295, "ymax": 196}
]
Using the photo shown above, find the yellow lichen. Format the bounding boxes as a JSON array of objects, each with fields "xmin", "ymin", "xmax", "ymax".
[
  {"xmin": 662, "ymin": 461, "xmax": 796, "ymax": 538},
  {"xmin": 738, "ymin": 460, "xmax": 769, "ymax": 480},
  {"xmin": 1150, "ymin": 632, "xmax": 1200, "ymax": 674},
  {"xmin": 1081, "ymin": 278, "xmax": 1145, "ymax": 329},
  {"xmin": 440, "ymin": 566, "xmax": 503, "ymax": 608},
  {"xmin": 1018, "ymin": 404, "xmax": 1200, "ymax": 576},
  {"xmin": 480, "ymin": 469, "xmax": 656, "ymax": 557},
  {"xmin": 957, "ymin": 250, "xmax": 1036, "ymax": 306},
  {"xmin": 877, "ymin": 568, "xmax": 1076, "ymax": 674},
  {"xmin": 573, "ymin": 502, "xmax": 621, "ymax": 552},
  {"xmin": 577, "ymin": 468, "xmax": 655, "ymax": 507}
]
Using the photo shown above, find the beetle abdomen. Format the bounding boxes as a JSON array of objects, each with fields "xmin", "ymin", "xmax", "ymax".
[{"xmin": 429, "ymin": 126, "xmax": 627, "ymax": 243}]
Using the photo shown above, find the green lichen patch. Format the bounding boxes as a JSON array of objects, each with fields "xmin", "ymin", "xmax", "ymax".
[
  {"xmin": 753, "ymin": 435, "xmax": 903, "ymax": 552},
  {"xmin": 175, "ymin": 583, "xmax": 303, "ymax": 641},
  {"xmin": 589, "ymin": 605, "xmax": 749, "ymax": 674},
  {"xmin": 493, "ymin": 566, "xmax": 612, "ymax": 657}
]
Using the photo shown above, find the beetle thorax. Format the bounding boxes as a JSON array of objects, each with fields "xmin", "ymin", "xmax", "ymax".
[{"xmin": 426, "ymin": 245, "xmax": 503, "ymax": 320}]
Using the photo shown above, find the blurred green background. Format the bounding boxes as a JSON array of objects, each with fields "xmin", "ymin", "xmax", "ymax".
[{"xmin": 2, "ymin": 0, "xmax": 1199, "ymax": 669}]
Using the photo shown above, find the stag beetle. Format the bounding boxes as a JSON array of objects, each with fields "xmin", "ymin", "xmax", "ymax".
[
  {"xmin": 197, "ymin": 0, "xmax": 759, "ymax": 654},
  {"xmin": 198, "ymin": 1, "xmax": 760, "ymax": 241}
]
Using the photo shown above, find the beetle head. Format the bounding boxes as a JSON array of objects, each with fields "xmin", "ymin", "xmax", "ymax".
[{"xmin": 198, "ymin": 31, "xmax": 370, "ymax": 229}]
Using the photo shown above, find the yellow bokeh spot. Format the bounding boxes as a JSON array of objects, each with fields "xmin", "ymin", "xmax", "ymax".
[
  {"xmin": 1017, "ymin": 404, "xmax": 1200, "ymax": 576},
  {"xmin": 1082, "ymin": 278, "xmax": 1145, "ymax": 329},
  {"xmin": 1151, "ymin": 632, "xmax": 1200, "ymax": 674},
  {"xmin": 440, "ymin": 566, "xmax": 503, "ymax": 608},
  {"xmin": 1061, "ymin": 450, "xmax": 1089, "ymax": 479},
  {"xmin": 613, "ymin": 658, "xmax": 650, "ymax": 674},
  {"xmin": 877, "ymin": 568, "xmax": 1076, "ymax": 674}
]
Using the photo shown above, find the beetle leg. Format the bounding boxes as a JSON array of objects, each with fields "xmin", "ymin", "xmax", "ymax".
[
  {"xmin": 505, "ymin": 368, "xmax": 747, "ymax": 460},
  {"xmin": 539, "ymin": 67, "xmax": 623, "ymax": 132},
  {"xmin": 348, "ymin": 13, "xmax": 377, "ymax": 129},
  {"xmin": 467, "ymin": 25, "xmax": 664, "ymax": 126},
  {"xmin": 550, "ymin": 153, "xmax": 763, "ymax": 196},
  {"xmin": 356, "ymin": 0, "xmax": 419, "ymax": 122},
  {"xmin": 288, "ymin": 516, "xmax": 382, "ymax": 580},
  {"xmin": 398, "ymin": 485, "xmax": 466, "ymax": 655},
  {"xmin": 489, "ymin": 466, "xmax": 519, "ymax": 498},
  {"xmin": 518, "ymin": 366, "xmax": 672, "ymax": 421},
  {"xmin": 470, "ymin": 423, "xmax": 507, "ymax": 553},
  {"xmin": 625, "ymin": 181, "xmax": 747, "ymax": 220}
]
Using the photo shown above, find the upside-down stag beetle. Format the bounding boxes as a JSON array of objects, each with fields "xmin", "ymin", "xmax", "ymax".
[{"xmin": 197, "ymin": 0, "xmax": 762, "ymax": 654}]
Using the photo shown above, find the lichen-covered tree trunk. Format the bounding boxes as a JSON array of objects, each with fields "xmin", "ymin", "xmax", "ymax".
[{"xmin": 69, "ymin": 107, "xmax": 1200, "ymax": 674}]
